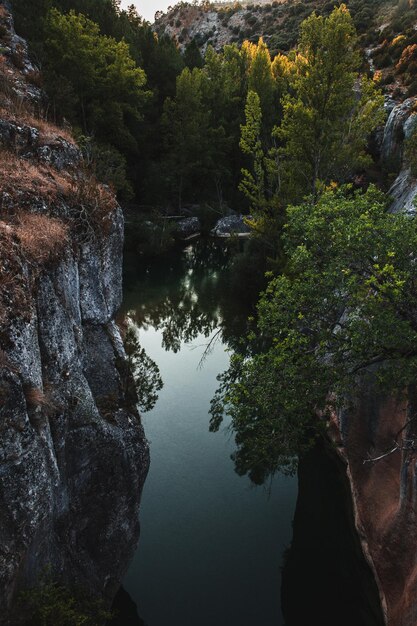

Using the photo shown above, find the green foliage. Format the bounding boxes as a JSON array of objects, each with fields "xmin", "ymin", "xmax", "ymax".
[
  {"xmin": 43, "ymin": 9, "xmax": 147, "ymax": 153},
  {"xmin": 243, "ymin": 38, "xmax": 279, "ymax": 136},
  {"xmin": 78, "ymin": 136, "xmax": 133, "ymax": 199},
  {"xmin": 20, "ymin": 570, "xmax": 112, "ymax": 626},
  {"xmin": 9, "ymin": 0, "xmax": 389, "ymax": 230},
  {"xmin": 239, "ymin": 91, "xmax": 268, "ymax": 212},
  {"xmin": 183, "ymin": 39, "xmax": 204, "ymax": 69},
  {"xmin": 124, "ymin": 325, "xmax": 163, "ymax": 412},
  {"xmin": 274, "ymin": 5, "xmax": 385, "ymax": 201},
  {"xmin": 162, "ymin": 67, "xmax": 210, "ymax": 208},
  {"xmin": 211, "ymin": 186, "xmax": 417, "ymax": 483}
]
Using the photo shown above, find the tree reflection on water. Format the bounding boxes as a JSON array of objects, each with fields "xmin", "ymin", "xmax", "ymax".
[{"xmin": 123, "ymin": 239, "xmax": 255, "ymax": 355}]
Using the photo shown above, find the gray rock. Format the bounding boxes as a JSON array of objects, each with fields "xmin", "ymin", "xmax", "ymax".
[
  {"xmin": 176, "ymin": 216, "xmax": 201, "ymax": 239},
  {"xmin": 381, "ymin": 97, "xmax": 417, "ymax": 169},
  {"xmin": 36, "ymin": 140, "xmax": 80, "ymax": 170},
  {"xmin": 0, "ymin": 12, "xmax": 148, "ymax": 608},
  {"xmin": 0, "ymin": 202, "xmax": 150, "ymax": 621},
  {"xmin": 0, "ymin": 120, "xmax": 39, "ymax": 151},
  {"xmin": 380, "ymin": 98, "xmax": 417, "ymax": 214},
  {"xmin": 211, "ymin": 214, "xmax": 252, "ymax": 237},
  {"xmin": 389, "ymin": 168, "xmax": 417, "ymax": 214}
]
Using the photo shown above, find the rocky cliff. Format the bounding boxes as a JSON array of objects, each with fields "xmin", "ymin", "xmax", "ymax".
[
  {"xmin": 326, "ymin": 95, "xmax": 417, "ymax": 626},
  {"xmin": 0, "ymin": 3, "xmax": 149, "ymax": 622}
]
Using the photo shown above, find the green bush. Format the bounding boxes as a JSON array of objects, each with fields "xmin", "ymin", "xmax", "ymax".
[{"xmin": 20, "ymin": 571, "xmax": 112, "ymax": 626}]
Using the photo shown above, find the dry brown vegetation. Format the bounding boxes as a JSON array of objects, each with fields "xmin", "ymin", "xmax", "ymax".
[
  {"xmin": 34, "ymin": 116, "xmax": 74, "ymax": 145},
  {"xmin": 0, "ymin": 150, "xmax": 73, "ymax": 206},
  {"xmin": 70, "ymin": 168, "xmax": 117, "ymax": 239},
  {"xmin": 0, "ymin": 49, "xmax": 74, "ymax": 146},
  {"xmin": 23, "ymin": 384, "xmax": 57, "ymax": 413},
  {"xmin": 0, "ymin": 103, "xmax": 75, "ymax": 145},
  {"xmin": 0, "ymin": 149, "xmax": 117, "ymax": 244},
  {"xmin": 16, "ymin": 213, "xmax": 69, "ymax": 264},
  {"xmin": 0, "ymin": 226, "xmax": 29, "ymax": 326}
]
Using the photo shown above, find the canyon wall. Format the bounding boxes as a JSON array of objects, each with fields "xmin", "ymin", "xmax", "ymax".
[
  {"xmin": 0, "ymin": 3, "xmax": 149, "ymax": 622},
  {"xmin": 331, "ymin": 97, "xmax": 417, "ymax": 626}
]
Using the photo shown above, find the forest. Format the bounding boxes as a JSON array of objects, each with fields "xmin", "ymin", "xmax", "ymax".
[
  {"xmin": 3, "ymin": 0, "xmax": 417, "ymax": 623},
  {"xmin": 9, "ymin": 0, "xmax": 417, "ymax": 484},
  {"xmin": 9, "ymin": 0, "xmax": 403, "ymax": 210}
]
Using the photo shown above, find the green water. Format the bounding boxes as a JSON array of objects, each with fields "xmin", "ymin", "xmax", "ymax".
[
  {"xmin": 122, "ymin": 241, "xmax": 297, "ymax": 625},
  {"xmin": 120, "ymin": 239, "xmax": 384, "ymax": 626}
]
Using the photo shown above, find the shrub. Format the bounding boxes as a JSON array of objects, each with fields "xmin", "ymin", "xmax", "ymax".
[
  {"xmin": 16, "ymin": 214, "xmax": 69, "ymax": 265},
  {"xmin": 69, "ymin": 169, "xmax": 117, "ymax": 240},
  {"xmin": 397, "ymin": 44, "xmax": 417, "ymax": 77},
  {"xmin": 0, "ymin": 151, "xmax": 73, "ymax": 207},
  {"xmin": 20, "ymin": 570, "xmax": 112, "ymax": 626}
]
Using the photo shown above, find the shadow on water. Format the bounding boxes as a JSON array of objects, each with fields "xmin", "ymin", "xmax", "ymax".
[
  {"xmin": 281, "ymin": 441, "xmax": 385, "ymax": 626},
  {"xmin": 121, "ymin": 238, "xmax": 384, "ymax": 626},
  {"xmin": 108, "ymin": 587, "xmax": 147, "ymax": 626}
]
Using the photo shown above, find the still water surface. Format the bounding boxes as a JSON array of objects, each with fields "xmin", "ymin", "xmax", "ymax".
[
  {"xmin": 120, "ymin": 240, "xmax": 384, "ymax": 626},
  {"xmin": 122, "ymin": 241, "xmax": 297, "ymax": 626}
]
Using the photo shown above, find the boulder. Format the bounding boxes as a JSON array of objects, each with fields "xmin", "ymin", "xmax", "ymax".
[{"xmin": 211, "ymin": 214, "xmax": 251, "ymax": 238}]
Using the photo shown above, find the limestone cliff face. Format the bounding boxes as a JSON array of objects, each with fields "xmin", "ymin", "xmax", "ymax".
[
  {"xmin": 384, "ymin": 97, "xmax": 417, "ymax": 214},
  {"xmin": 0, "ymin": 4, "xmax": 149, "ymax": 622},
  {"xmin": 330, "ymin": 98, "xmax": 417, "ymax": 626}
]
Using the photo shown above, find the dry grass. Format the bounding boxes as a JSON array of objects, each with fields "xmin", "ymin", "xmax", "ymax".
[
  {"xmin": 16, "ymin": 213, "xmax": 69, "ymax": 264},
  {"xmin": 0, "ymin": 226, "xmax": 29, "ymax": 326},
  {"xmin": 23, "ymin": 384, "xmax": 57, "ymax": 412},
  {"xmin": 35, "ymin": 117, "xmax": 75, "ymax": 145},
  {"xmin": 0, "ymin": 44, "xmax": 75, "ymax": 146},
  {"xmin": 0, "ymin": 150, "xmax": 73, "ymax": 206},
  {"xmin": 70, "ymin": 168, "xmax": 118, "ymax": 239},
  {"xmin": 0, "ymin": 149, "xmax": 117, "ymax": 242},
  {"xmin": 0, "ymin": 105, "xmax": 75, "ymax": 146}
]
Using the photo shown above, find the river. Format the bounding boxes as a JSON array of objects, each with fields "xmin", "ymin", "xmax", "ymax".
[{"xmin": 119, "ymin": 239, "xmax": 384, "ymax": 626}]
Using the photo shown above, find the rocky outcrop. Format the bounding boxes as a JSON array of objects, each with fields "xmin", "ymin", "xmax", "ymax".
[
  {"xmin": 0, "ymin": 4, "xmax": 149, "ymax": 622},
  {"xmin": 176, "ymin": 216, "xmax": 201, "ymax": 240},
  {"xmin": 381, "ymin": 98, "xmax": 417, "ymax": 169},
  {"xmin": 330, "ymin": 392, "xmax": 415, "ymax": 625},
  {"xmin": 153, "ymin": 0, "xmax": 313, "ymax": 54},
  {"xmin": 383, "ymin": 97, "xmax": 417, "ymax": 214},
  {"xmin": 330, "ymin": 97, "xmax": 417, "ymax": 625},
  {"xmin": 211, "ymin": 214, "xmax": 252, "ymax": 237},
  {"xmin": 388, "ymin": 167, "xmax": 417, "ymax": 214}
]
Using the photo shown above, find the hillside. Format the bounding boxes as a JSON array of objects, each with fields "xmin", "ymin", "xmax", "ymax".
[{"xmin": 154, "ymin": 0, "xmax": 394, "ymax": 55}]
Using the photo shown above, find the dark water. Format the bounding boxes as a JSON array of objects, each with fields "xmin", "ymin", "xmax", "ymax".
[
  {"xmin": 282, "ymin": 444, "xmax": 385, "ymax": 626},
  {"xmin": 119, "ymin": 240, "xmax": 384, "ymax": 626},
  {"xmin": 122, "ymin": 241, "xmax": 297, "ymax": 626}
]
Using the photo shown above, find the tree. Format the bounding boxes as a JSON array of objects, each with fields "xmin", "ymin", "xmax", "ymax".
[
  {"xmin": 162, "ymin": 66, "xmax": 210, "ymax": 208},
  {"xmin": 274, "ymin": 5, "xmax": 385, "ymax": 201},
  {"xmin": 200, "ymin": 44, "xmax": 248, "ymax": 207},
  {"xmin": 242, "ymin": 38, "xmax": 278, "ymax": 138},
  {"xmin": 183, "ymin": 39, "xmax": 204, "ymax": 69},
  {"xmin": 43, "ymin": 9, "xmax": 148, "ymax": 155},
  {"xmin": 211, "ymin": 186, "xmax": 417, "ymax": 483},
  {"xmin": 239, "ymin": 91, "xmax": 265, "ymax": 210},
  {"xmin": 238, "ymin": 91, "xmax": 284, "ymax": 259},
  {"xmin": 124, "ymin": 325, "xmax": 163, "ymax": 412}
]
